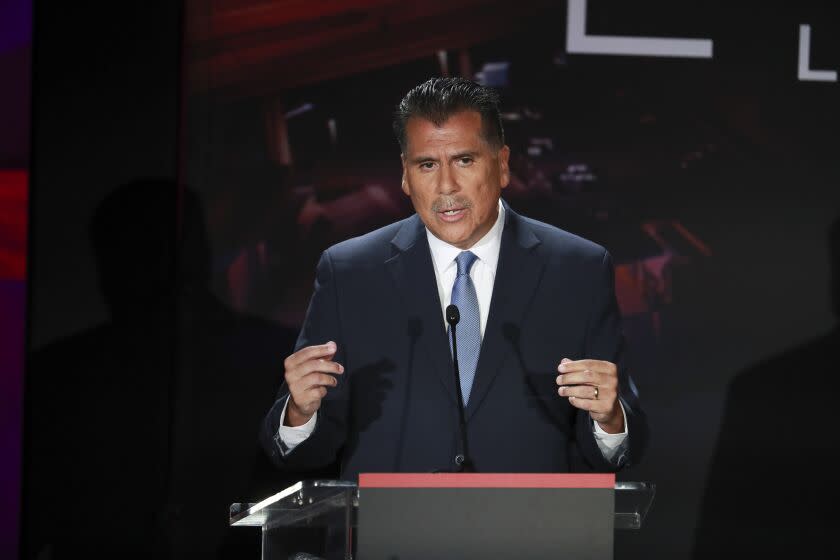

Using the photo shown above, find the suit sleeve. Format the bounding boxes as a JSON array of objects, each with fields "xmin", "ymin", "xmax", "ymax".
[
  {"xmin": 573, "ymin": 249, "xmax": 649, "ymax": 472},
  {"xmin": 260, "ymin": 250, "xmax": 350, "ymax": 472}
]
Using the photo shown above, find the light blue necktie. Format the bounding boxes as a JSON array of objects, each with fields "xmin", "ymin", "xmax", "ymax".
[{"xmin": 449, "ymin": 251, "xmax": 480, "ymax": 406}]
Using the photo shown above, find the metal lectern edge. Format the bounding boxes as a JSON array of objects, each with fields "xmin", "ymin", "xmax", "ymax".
[
  {"xmin": 229, "ymin": 481, "xmax": 304, "ymax": 526},
  {"xmin": 229, "ymin": 479, "xmax": 656, "ymax": 530}
]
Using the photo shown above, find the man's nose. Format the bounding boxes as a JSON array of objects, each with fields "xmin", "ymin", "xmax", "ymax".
[{"xmin": 437, "ymin": 163, "xmax": 459, "ymax": 195}]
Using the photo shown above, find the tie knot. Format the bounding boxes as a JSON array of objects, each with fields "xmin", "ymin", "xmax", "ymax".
[{"xmin": 455, "ymin": 251, "xmax": 478, "ymax": 277}]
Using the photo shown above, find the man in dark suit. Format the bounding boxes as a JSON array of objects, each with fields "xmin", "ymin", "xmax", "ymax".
[{"xmin": 261, "ymin": 78, "xmax": 647, "ymax": 478}]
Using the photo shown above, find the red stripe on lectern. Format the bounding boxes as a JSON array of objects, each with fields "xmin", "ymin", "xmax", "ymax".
[{"xmin": 358, "ymin": 473, "xmax": 615, "ymax": 489}]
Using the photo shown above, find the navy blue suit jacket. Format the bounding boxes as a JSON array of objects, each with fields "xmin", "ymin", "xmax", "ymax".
[{"xmin": 261, "ymin": 202, "xmax": 647, "ymax": 479}]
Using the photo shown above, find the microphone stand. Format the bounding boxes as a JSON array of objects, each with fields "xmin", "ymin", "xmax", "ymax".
[{"xmin": 446, "ymin": 304, "xmax": 473, "ymax": 472}]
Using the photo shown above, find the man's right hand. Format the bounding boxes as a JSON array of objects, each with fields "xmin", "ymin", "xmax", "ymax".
[{"xmin": 283, "ymin": 341, "xmax": 344, "ymax": 427}]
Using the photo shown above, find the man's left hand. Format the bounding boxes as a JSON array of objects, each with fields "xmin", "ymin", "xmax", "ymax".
[{"xmin": 556, "ymin": 358, "xmax": 624, "ymax": 433}]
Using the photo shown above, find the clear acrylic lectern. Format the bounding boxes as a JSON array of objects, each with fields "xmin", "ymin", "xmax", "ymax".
[{"xmin": 230, "ymin": 475, "xmax": 655, "ymax": 560}]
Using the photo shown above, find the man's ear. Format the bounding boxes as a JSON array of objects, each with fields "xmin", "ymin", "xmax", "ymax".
[
  {"xmin": 400, "ymin": 153, "xmax": 410, "ymax": 196},
  {"xmin": 498, "ymin": 145, "xmax": 511, "ymax": 189}
]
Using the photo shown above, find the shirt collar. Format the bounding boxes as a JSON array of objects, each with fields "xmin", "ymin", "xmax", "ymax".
[{"xmin": 426, "ymin": 199, "xmax": 505, "ymax": 276}]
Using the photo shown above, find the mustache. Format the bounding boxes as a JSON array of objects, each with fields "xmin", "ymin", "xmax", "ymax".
[{"xmin": 431, "ymin": 196, "xmax": 472, "ymax": 213}]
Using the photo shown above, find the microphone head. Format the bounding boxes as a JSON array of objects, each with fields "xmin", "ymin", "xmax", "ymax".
[{"xmin": 446, "ymin": 304, "xmax": 460, "ymax": 326}]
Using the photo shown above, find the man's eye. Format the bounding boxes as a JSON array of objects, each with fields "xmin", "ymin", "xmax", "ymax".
[
  {"xmin": 457, "ymin": 157, "xmax": 473, "ymax": 165},
  {"xmin": 420, "ymin": 162, "xmax": 435, "ymax": 170}
]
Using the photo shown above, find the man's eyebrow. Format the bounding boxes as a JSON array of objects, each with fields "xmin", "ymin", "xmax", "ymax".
[
  {"xmin": 407, "ymin": 155, "xmax": 438, "ymax": 164},
  {"xmin": 450, "ymin": 151, "xmax": 479, "ymax": 160}
]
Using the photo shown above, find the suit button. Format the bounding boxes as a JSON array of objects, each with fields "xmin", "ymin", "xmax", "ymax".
[{"xmin": 454, "ymin": 454, "xmax": 465, "ymax": 466}]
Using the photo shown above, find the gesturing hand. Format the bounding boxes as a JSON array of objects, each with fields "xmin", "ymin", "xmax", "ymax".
[
  {"xmin": 283, "ymin": 341, "xmax": 344, "ymax": 427},
  {"xmin": 556, "ymin": 358, "xmax": 624, "ymax": 433}
]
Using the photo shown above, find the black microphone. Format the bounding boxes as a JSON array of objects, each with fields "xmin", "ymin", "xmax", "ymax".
[{"xmin": 446, "ymin": 304, "xmax": 472, "ymax": 472}]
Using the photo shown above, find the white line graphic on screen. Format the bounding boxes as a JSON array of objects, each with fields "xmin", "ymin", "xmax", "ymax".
[
  {"xmin": 798, "ymin": 25, "xmax": 837, "ymax": 82},
  {"xmin": 566, "ymin": 0, "xmax": 713, "ymax": 59}
]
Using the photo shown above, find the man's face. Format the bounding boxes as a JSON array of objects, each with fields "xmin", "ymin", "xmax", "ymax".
[{"xmin": 401, "ymin": 111, "xmax": 510, "ymax": 249}]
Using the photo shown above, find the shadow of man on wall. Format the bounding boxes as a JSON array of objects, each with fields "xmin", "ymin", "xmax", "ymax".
[
  {"xmin": 693, "ymin": 217, "xmax": 840, "ymax": 558},
  {"xmin": 24, "ymin": 179, "xmax": 309, "ymax": 559}
]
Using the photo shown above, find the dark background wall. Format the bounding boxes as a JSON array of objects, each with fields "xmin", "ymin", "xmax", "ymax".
[
  {"xmin": 26, "ymin": 1, "xmax": 181, "ymax": 557},
  {"xmin": 27, "ymin": 2, "xmax": 181, "ymax": 349},
  {"xmin": 21, "ymin": 1, "xmax": 840, "ymax": 559},
  {"xmin": 24, "ymin": 2, "xmax": 301, "ymax": 557}
]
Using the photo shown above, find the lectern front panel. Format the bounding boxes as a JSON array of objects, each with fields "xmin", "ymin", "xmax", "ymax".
[{"xmin": 358, "ymin": 473, "xmax": 615, "ymax": 560}]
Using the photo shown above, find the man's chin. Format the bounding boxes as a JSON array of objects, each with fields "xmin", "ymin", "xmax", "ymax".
[{"xmin": 436, "ymin": 230, "xmax": 474, "ymax": 249}]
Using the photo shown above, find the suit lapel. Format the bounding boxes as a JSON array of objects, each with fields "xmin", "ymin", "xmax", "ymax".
[
  {"xmin": 466, "ymin": 205, "xmax": 544, "ymax": 421},
  {"xmin": 386, "ymin": 215, "xmax": 458, "ymax": 406}
]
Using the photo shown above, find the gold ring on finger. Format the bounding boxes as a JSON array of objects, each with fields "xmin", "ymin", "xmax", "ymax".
[{"xmin": 593, "ymin": 386, "xmax": 599, "ymax": 400}]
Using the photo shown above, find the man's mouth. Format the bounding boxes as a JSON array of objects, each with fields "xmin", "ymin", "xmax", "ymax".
[{"xmin": 437, "ymin": 207, "xmax": 466, "ymax": 222}]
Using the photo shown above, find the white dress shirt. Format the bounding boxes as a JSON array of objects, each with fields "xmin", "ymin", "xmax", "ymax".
[{"xmin": 278, "ymin": 200, "xmax": 628, "ymax": 462}]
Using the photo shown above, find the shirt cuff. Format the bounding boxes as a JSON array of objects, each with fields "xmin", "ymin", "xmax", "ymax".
[
  {"xmin": 276, "ymin": 396, "xmax": 317, "ymax": 456},
  {"xmin": 592, "ymin": 400, "xmax": 628, "ymax": 463}
]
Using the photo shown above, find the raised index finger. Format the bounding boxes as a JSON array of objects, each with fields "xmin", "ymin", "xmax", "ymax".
[{"xmin": 286, "ymin": 341, "xmax": 337, "ymax": 368}]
